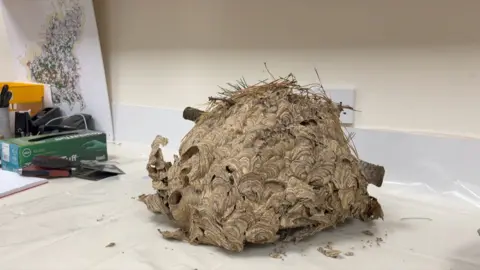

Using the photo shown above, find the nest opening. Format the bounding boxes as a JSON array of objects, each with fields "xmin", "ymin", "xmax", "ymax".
[{"xmin": 168, "ymin": 190, "xmax": 183, "ymax": 206}]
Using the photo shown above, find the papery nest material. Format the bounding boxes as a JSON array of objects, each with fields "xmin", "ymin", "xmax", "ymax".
[{"xmin": 140, "ymin": 73, "xmax": 385, "ymax": 252}]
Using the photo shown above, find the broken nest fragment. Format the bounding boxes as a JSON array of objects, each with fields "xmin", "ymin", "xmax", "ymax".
[{"xmin": 141, "ymin": 74, "xmax": 385, "ymax": 252}]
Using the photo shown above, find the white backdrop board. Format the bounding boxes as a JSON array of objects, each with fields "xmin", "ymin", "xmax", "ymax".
[{"xmin": 0, "ymin": 0, "xmax": 114, "ymax": 140}]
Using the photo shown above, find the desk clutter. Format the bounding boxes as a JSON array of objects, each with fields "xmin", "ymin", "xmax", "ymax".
[
  {"xmin": 20, "ymin": 155, "xmax": 124, "ymax": 180},
  {"xmin": 0, "ymin": 82, "xmax": 46, "ymax": 139},
  {"xmin": 0, "ymin": 83, "xmax": 124, "ymax": 198},
  {"xmin": 1, "ymin": 129, "xmax": 108, "ymax": 171}
]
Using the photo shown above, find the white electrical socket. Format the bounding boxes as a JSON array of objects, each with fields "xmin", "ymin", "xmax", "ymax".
[{"xmin": 310, "ymin": 86, "xmax": 356, "ymax": 125}]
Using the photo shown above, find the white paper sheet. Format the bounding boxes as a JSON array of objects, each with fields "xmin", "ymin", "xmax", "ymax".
[
  {"xmin": 0, "ymin": 169, "xmax": 48, "ymax": 198},
  {"xmin": 0, "ymin": 143, "xmax": 479, "ymax": 270}
]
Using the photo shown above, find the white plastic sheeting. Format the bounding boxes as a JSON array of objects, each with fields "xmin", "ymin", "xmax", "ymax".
[
  {"xmin": 0, "ymin": 138, "xmax": 479, "ymax": 270},
  {"xmin": 348, "ymin": 128, "xmax": 480, "ymax": 208}
]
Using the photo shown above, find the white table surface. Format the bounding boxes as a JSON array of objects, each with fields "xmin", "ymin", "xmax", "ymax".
[{"xmin": 0, "ymin": 143, "xmax": 479, "ymax": 270}]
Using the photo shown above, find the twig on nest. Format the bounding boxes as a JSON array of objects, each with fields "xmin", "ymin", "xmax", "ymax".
[
  {"xmin": 314, "ymin": 68, "xmax": 324, "ymax": 90},
  {"xmin": 208, "ymin": 96, "xmax": 235, "ymax": 106},
  {"xmin": 338, "ymin": 102, "xmax": 359, "ymax": 112},
  {"xmin": 264, "ymin": 62, "xmax": 276, "ymax": 80}
]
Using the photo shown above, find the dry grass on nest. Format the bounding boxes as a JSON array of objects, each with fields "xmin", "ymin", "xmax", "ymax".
[{"xmin": 197, "ymin": 70, "xmax": 359, "ymax": 158}]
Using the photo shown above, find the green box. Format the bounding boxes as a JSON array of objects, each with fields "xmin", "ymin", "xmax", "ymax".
[{"xmin": 0, "ymin": 130, "xmax": 108, "ymax": 172}]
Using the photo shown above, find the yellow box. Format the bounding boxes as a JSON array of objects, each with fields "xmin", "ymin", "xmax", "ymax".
[{"xmin": 0, "ymin": 82, "xmax": 44, "ymax": 104}]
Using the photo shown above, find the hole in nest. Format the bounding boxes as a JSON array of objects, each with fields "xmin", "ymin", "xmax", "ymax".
[
  {"xmin": 300, "ymin": 119, "xmax": 317, "ymax": 126},
  {"xmin": 226, "ymin": 165, "xmax": 234, "ymax": 173},
  {"xmin": 341, "ymin": 158, "xmax": 351, "ymax": 164},
  {"xmin": 168, "ymin": 190, "xmax": 182, "ymax": 205},
  {"xmin": 160, "ymin": 177, "xmax": 168, "ymax": 185},
  {"xmin": 181, "ymin": 146, "xmax": 199, "ymax": 162},
  {"xmin": 229, "ymin": 175, "xmax": 235, "ymax": 185},
  {"xmin": 180, "ymin": 167, "xmax": 191, "ymax": 175},
  {"xmin": 183, "ymin": 176, "xmax": 190, "ymax": 185}
]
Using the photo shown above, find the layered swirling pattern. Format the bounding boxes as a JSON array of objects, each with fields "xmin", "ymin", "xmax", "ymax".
[{"xmin": 142, "ymin": 78, "xmax": 383, "ymax": 252}]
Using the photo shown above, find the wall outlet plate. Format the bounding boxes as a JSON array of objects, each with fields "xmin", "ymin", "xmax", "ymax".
[{"xmin": 310, "ymin": 86, "xmax": 356, "ymax": 124}]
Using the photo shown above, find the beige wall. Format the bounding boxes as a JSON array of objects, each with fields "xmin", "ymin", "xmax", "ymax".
[
  {"xmin": 3, "ymin": 0, "xmax": 480, "ymax": 137},
  {"xmin": 0, "ymin": 11, "xmax": 14, "ymax": 81}
]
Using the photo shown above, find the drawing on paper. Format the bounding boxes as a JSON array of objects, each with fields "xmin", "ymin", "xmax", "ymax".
[{"xmin": 25, "ymin": 0, "xmax": 86, "ymax": 110}]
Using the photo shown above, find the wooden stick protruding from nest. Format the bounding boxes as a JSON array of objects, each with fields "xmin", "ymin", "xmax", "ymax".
[{"xmin": 183, "ymin": 107, "xmax": 204, "ymax": 123}]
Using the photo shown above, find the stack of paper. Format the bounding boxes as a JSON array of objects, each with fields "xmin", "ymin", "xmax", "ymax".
[{"xmin": 0, "ymin": 170, "xmax": 48, "ymax": 198}]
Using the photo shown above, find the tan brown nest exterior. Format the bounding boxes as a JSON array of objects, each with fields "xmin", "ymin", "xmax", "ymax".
[{"xmin": 141, "ymin": 75, "xmax": 384, "ymax": 252}]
